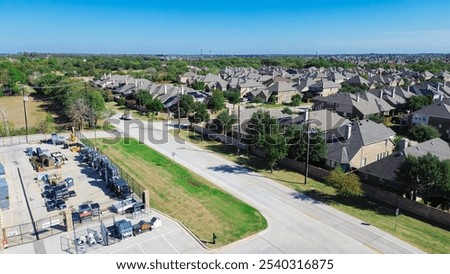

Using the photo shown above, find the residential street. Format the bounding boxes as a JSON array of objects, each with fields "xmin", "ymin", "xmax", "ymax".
[{"xmin": 96, "ymin": 116, "xmax": 424, "ymax": 254}]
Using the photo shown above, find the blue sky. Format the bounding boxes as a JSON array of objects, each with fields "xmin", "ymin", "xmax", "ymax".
[{"xmin": 1, "ymin": 0, "xmax": 449, "ymax": 54}]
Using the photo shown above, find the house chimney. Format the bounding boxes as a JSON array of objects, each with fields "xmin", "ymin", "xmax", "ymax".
[
  {"xmin": 379, "ymin": 90, "xmax": 383, "ymax": 99},
  {"xmin": 392, "ymin": 88, "xmax": 396, "ymax": 98},
  {"xmin": 345, "ymin": 124, "xmax": 352, "ymax": 140},
  {"xmin": 407, "ymin": 85, "xmax": 411, "ymax": 93},
  {"xmin": 164, "ymin": 85, "xmax": 167, "ymax": 94},
  {"xmin": 181, "ymin": 86, "xmax": 184, "ymax": 95},
  {"xmin": 125, "ymin": 77, "xmax": 128, "ymax": 85},
  {"xmin": 356, "ymin": 93, "xmax": 360, "ymax": 102},
  {"xmin": 304, "ymin": 109, "xmax": 310, "ymax": 122},
  {"xmin": 439, "ymin": 94, "xmax": 444, "ymax": 101},
  {"xmin": 108, "ymin": 73, "xmax": 112, "ymax": 78},
  {"xmin": 400, "ymin": 138, "xmax": 409, "ymax": 151}
]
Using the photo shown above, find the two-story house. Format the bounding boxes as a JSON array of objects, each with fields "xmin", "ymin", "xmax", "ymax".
[{"xmin": 325, "ymin": 120, "xmax": 396, "ymax": 171}]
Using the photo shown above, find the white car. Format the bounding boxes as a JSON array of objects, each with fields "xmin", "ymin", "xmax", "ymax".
[{"xmin": 121, "ymin": 113, "xmax": 132, "ymax": 120}]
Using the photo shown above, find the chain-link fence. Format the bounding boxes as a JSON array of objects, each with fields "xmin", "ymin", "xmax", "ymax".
[
  {"xmin": 76, "ymin": 132, "xmax": 146, "ymax": 200},
  {"xmin": 3, "ymin": 213, "xmax": 65, "ymax": 248}
]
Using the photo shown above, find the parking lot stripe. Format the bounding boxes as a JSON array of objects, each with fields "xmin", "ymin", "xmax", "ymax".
[{"xmin": 162, "ymin": 235, "xmax": 179, "ymax": 254}]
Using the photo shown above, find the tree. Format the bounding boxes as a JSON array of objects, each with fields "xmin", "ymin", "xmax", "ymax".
[
  {"xmin": 178, "ymin": 94, "xmax": 195, "ymax": 118},
  {"xmin": 410, "ymin": 124, "xmax": 440, "ymax": 142},
  {"xmin": 245, "ymin": 110, "xmax": 277, "ymax": 145},
  {"xmin": 397, "ymin": 153, "xmax": 450, "ymax": 208},
  {"xmin": 282, "ymin": 107, "xmax": 293, "ymax": 115},
  {"xmin": 226, "ymin": 90, "xmax": 241, "ymax": 107},
  {"xmin": 326, "ymin": 167, "xmax": 363, "ymax": 197},
  {"xmin": 263, "ymin": 133, "xmax": 288, "ymax": 173},
  {"xmin": 253, "ymin": 96, "xmax": 264, "ymax": 104},
  {"xmin": 290, "ymin": 94, "xmax": 302, "ymax": 106},
  {"xmin": 285, "ymin": 124, "xmax": 327, "ymax": 165},
  {"xmin": 66, "ymin": 98, "xmax": 90, "ymax": 130},
  {"xmin": 405, "ymin": 95, "xmax": 433, "ymax": 111},
  {"xmin": 213, "ymin": 110, "xmax": 237, "ymax": 134},
  {"xmin": 191, "ymin": 81, "xmax": 205, "ymax": 91},
  {"xmin": 366, "ymin": 113, "xmax": 384, "ymax": 124},
  {"xmin": 189, "ymin": 102, "xmax": 209, "ymax": 125},
  {"xmin": 145, "ymin": 97, "xmax": 164, "ymax": 113},
  {"xmin": 134, "ymin": 89, "xmax": 152, "ymax": 112},
  {"xmin": 208, "ymin": 90, "xmax": 225, "ymax": 113}
]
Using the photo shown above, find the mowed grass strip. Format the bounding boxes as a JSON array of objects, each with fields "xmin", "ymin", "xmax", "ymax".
[
  {"xmin": 98, "ymin": 138, "xmax": 267, "ymax": 247},
  {"xmin": 173, "ymin": 129, "xmax": 450, "ymax": 254}
]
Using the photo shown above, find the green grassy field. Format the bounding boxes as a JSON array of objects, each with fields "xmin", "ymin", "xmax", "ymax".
[
  {"xmin": 97, "ymin": 138, "xmax": 267, "ymax": 247},
  {"xmin": 0, "ymin": 94, "xmax": 50, "ymax": 128},
  {"xmin": 172, "ymin": 129, "xmax": 450, "ymax": 253}
]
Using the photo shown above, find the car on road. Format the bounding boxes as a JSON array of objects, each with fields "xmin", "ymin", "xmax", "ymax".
[{"xmin": 120, "ymin": 113, "xmax": 132, "ymax": 120}]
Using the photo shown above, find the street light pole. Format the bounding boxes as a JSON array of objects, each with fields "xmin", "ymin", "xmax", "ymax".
[{"xmin": 22, "ymin": 88, "xmax": 29, "ymax": 143}]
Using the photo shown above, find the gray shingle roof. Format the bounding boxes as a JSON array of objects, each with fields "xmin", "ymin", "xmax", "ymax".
[{"xmin": 412, "ymin": 101, "xmax": 450, "ymax": 119}]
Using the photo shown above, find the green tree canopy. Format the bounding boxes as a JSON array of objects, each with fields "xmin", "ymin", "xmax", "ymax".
[
  {"xmin": 189, "ymin": 102, "xmax": 210, "ymax": 125},
  {"xmin": 326, "ymin": 167, "xmax": 363, "ymax": 197},
  {"xmin": 191, "ymin": 81, "xmax": 205, "ymax": 91},
  {"xmin": 208, "ymin": 90, "xmax": 225, "ymax": 113},
  {"xmin": 410, "ymin": 124, "xmax": 440, "ymax": 142},
  {"xmin": 290, "ymin": 94, "xmax": 302, "ymax": 106},
  {"xmin": 263, "ymin": 133, "xmax": 288, "ymax": 173},
  {"xmin": 213, "ymin": 110, "xmax": 237, "ymax": 134},
  {"xmin": 405, "ymin": 95, "xmax": 433, "ymax": 111},
  {"xmin": 226, "ymin": 90, "xmax": 241, "ymax": 106},
  {"xmin": 178, "ymin": 94, "xmax": 195, "ymax": 118},
  {"xmin": 396, "ymin": 153, "xmax": 450, "ymax": 209},
  {"xmin": 285, "ymin": 124, "xmax": 327, "ymax": 165}
]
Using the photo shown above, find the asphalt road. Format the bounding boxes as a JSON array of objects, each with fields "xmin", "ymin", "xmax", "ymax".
[{"xmin": 91, "ymin": 117, "xmax": 424, "ymax": 254}]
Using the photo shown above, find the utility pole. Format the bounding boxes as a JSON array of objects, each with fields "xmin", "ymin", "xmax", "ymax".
[
  {"xmin": 304, "ymin": 109, "xmax": 310, "ymax": 185},
  {"xmin": 237, "ymin": 102, "xmax": 241, "ymax": 156},
  {"xmin": 22, "ymin": 87, "xmax": 29, "ymax": 143},
  {"xmin": 304, "ymin": 122, "xmax": 310, "ymax": 185},
  {"xmin": 177, "ymin": 87, "xmax": 183, "ymax": 132}
]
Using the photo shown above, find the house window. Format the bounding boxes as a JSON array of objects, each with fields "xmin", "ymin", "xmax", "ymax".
[
  {"xmin": 438, "ymin": 124, "xmax": 442, "ymax": 128},
  {"xmin": 362, "ymin": 158, "xmax": 367, "ymax": 166}
]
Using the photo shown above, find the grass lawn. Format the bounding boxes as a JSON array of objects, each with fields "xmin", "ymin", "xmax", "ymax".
[
  {"xmin": 172, "ymin": 129, "xmax": 450, "ymax": 253},
  {"xmin": 0, "ymin": 94, "xmax": 50, "ymax": 128},
  {"xmin": 97, "ymin": 137, "xmax": 267, "ymax": 247}
]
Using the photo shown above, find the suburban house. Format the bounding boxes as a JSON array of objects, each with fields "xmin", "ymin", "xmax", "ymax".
[
  {"xmin": 406, "ymin": 99, "xmax": 450, "ymax": 140},
  {"xmin": 325, "ymin": 120, "xmax": 396, "ymax": 171},
  {"xmin": 237, "ymin": 79, "xmax": 265, "ymax": 96},
  {"xmin": 367, "ymin": 86, "xmax": 415, "ymax": 110},
  {"xmin": 178, "ymin": 71, "xmax": 198, "ymax": 84},
  {"xmin": 268, "ymin": 81, "xmax": 299, "ymax": 103},
  {"xmin": 343, "ymin": 75, "xmax": 371, "ymax": 88},
  {"xmin": 312, "ymin": 92, "xmax": 395, "ymax": 119},
  {"xmin": 307, "ymin": 80, "xmax": 341, "ymax": 97},
  {"xmin": 358, "ymin": 138, "xmax": 450, "ymax": 193},
  {"xmin": 304, "ymin": 109, "xmax": 351, "ymax": 132}
]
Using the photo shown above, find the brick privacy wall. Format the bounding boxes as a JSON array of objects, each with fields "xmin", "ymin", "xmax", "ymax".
[
  {"xmin": 193, "ymin": 126, "xmax": 450, "ymax": 228},
  {"xmin": 192, "ymin": 125, "xmax": 248, "ymax": 150},
  {"xmin": 362, "ymin": 184, "xmax": 450, "ymax": 229}
]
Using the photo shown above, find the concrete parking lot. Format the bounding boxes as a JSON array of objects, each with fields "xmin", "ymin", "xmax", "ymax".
[{"xmin": 0, "ymin": 137, "xmax": 120, "ymax": 246}]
